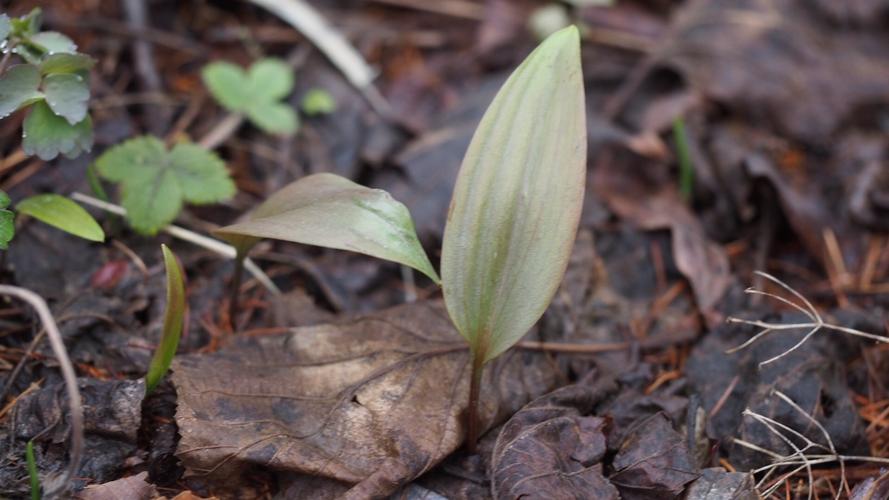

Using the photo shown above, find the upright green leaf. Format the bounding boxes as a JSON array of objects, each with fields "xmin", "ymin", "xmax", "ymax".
[
  {"xmin": 0, "ymin": 65, "xmax": 43, "ymax": 119},
  {"xmin": 26, "ymin": 440, "xmax": 40, "ymax": 500},
  {"xmin": 440, "ymin": 26, "xmax": 587, "ymax": 364},
  {"xmin": 95, "ymin": 136, "xmax": 235, "ymax": 235},
  {"xmin": 215, "ymin": 173, "xmax": 440, "ymax": 283},
  {"xmin": 202, "ymin": 58, "xmax": 298, "ymax": 135},
  {"xmin": 22, "ymin": 101, "xmax": 93, "ymax": 160},
  {"xmin": 145, "ymin": 244, "xmax": 186, "ymax": 394},
  {"xmin": 0, "ymin": 191, "xmax": 14, "ymax": 250},
  {"xmin": 16, "ymin": 194, "xmax": 104, "ymax": 242}
]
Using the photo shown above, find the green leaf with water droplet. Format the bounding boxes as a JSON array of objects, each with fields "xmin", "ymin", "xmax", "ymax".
[
  {"xmin": 22, "ymin": 101, "xmax": 93, "ymax": 160},
  {"xmin": 215, "ymin": 173, "xmax": 439, "ymax": 283},
  {"xmin": 441, "ymin": 26, "xmax": 587, "ymax": 363},
  {"xmin": 43, "ymin": 73, "xmax": 89, "ymax": 124},
  {"xmin": 16, "ymin": 194, "xmax": 104, "ymax": 242},
  {"xmin": 0, "ymin": 65, "xmax": 43, "ymax": 119}
]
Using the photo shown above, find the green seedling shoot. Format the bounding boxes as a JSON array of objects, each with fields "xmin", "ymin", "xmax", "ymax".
[
  {"xmin": 144, "ymin": 244, "xmax": 186, "ymax": 394},
  {"xmin": 672, "ymin": 117, "xmax": 694, "ymax": 203},
  {"xmin": 215, "ymin": 27, "xmax": 586, "ymax": 451},
  {"xmin": 26, "ymin": 439, "xmax": 40, "ymax": 500}
]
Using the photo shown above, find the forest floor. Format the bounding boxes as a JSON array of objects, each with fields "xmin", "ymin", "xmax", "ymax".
[{"xmin": 2, "ymin": 0, "xmax": 889, "ymax": 498}]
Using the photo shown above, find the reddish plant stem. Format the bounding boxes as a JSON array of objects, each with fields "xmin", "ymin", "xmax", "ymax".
[{"xmin": 465, "ymin": 351, "xmax": 485, "ymax": 454}]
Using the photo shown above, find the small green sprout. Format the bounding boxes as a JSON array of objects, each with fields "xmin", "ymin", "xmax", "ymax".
[
  {"xmin": 202, "ymin": 58, "xmax": 298, "ymax": 136},
  {"xmin": 300, "ymin": 88, "xmax": 336, "ymax": 116},
  {"xmin": 0, "ymin": 9, "xmax": 95, "ymax": 160},
  {"xmin": 95, "ymin": 136, "xmax": 235, "ymax": 235},
  {"xmin": 144, "ymin": 244, "xmax": 186, "ymax": 394},
  {"xmin": 672, "ymin": 117, "xmax": 694, "ymax": 203},
  {"xmin": 0, "ymin": 190, "xmax": 104, "ymax": 249},
  {"xmin": 26, "ymin": 439, "xmax": 40, "ymax": 500},
  {"xmin": 215, "ymin": 27, "xmax": 586, "ymax": 451},
  {"xmin": 16, "ymin": 193, "xmax": 104, "ymax": 242}
]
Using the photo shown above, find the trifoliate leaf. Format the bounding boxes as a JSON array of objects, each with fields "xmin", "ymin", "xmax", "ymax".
[
  {"xmin": 215, "ymin": 173, "xmax": 440, "ymax": 283},
  {"xmin": 441, "ymin": 27, "xmax": 587, "ymax": 364},
  {"xmin": 0, "ymin": 191, "xmax": 13, "ymax": 250},
  {"xmin": 39, "ymin": 53, "xmax": 94, "ymax": 75},
  {"xmin": 248, "ymin": 59, "xmax": 293, "ymax": 100},
  {"xmin": 16, "ymin": 194, "xmax": 104, "ymax": 242},
  {"xmin": 202, "ymin": 58, "xmax": 297, "ymax": 135},
  {"xmin": 0, "ymin": 65, "xmax": 43, "ymax": 119},
  {"xmin": 42, "ymin": 73, "xmax": 89, "ymax": 124},
  {"xmin": 0, "ymin": 14, "xmax": 11, "ymax": 41},
  {"xmin": 246, "ymin": 101, "xmax": 298, "ymax": 135},
  {"xmin": 201, "ymin": 62, "xmax": 246, "ymax": 110},
  {"xmin": 95, "ymin": 136, "xmax": 235, "ymax": 235},
  {"xmin": 22, "ymin": 101, "xmax": 93, "ymax": 160},
  {"xmin": 300, "ymin": 88, "xmax": 336, "ymax": 116}
]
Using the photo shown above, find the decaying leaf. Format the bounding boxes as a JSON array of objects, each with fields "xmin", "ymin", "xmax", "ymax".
[
  {"xmin": 441, "ymin": 26, "xmax": 587, "ymax": 363},
  {"xmin": 215, "ymin": 172, "xmax": 439, "ymax": 283},
  {"xmin": 609, "ymin": 412, "xmax": 698, "ymax": 498},
  {"xmin": 76, "ymin": 472, "xmax": 157, "ymax": 500},
  {"xmin": 491, "ymin": 378, "xmax": 619, "ymax": 500},
  {"xmin": 172, "ymin": 301, "xmax": 557, "ymax": 497},
  {"xmin": 684, "ymin": 468, "xmax": 757, "ymax": 500}
]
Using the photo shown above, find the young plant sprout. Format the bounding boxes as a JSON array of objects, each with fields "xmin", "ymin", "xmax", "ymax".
[
  {"xmin": 215, "ymin": 26, "xmax": 586, "ymax": 451},
  {"xmin": 144, "ymin": 244, "xmax": 186, "ymax": 394}
]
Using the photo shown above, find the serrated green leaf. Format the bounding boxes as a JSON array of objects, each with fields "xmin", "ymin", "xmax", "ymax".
[
  {"xmin": 247, "ymin": 101, "xmax": 298, "ymax": 135},
  {"xmin": 43, "ymin": 73, "xmax": 89, "ymax": 124},
  {"xmin": 440, "ymin": 26, "xmax": 587, "ymax": 364},
  {"xmin": 201, "ymin": 61, "xmax": 247, "ymax": 111},
  {"xmin": 39, "ymin": 53, "xmax": 94, "ymax": 75},
  {"xmin": 0, "ymin": 14, "xmax": 11, "ymax": 41},
  {"xmin": 145, "ymin": 244, "xmax": 185, "ymax": 394},
  {"xmin": 0, "ymin": 209, "xmax": 14, "ymax": 250},
  {"xmin": 248, "ymin": 59, "xmax": 293, "ymax": 100},
  {"xmin": 95, "ymin": 136, "xmax": 235, "ymax": 235},
  {"xmin": 202, "ymin": 58, "xmax": 296, "ymax": 136},
  {"xmin": 22, "ymin": 101, "xmax": 93, "ymax": 160},
  {"xmin": 0, "ymin": 65, "xmax": 43, "ymax": 119},
  {"xmin": 301, "ymin": 88, "xmax": 336, "ymax": 116},
  {"xmin": 215, "ymin": 173, "xmax": 440, "ymax": 283},
  {"xmin": 16, "ymin": 194, "xmax": 104, "ymax": 242}
]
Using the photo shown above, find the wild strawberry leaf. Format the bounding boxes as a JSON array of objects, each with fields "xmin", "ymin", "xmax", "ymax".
[
  {"xmin": 440, "ymin": 26, "xmax": 587, "ymax": 363},
  {"xmin": 0, "ymin": 65, "xmax": 43, "ymax": 119},
  {"xmin": 22, "ymin": 101, "xmax": 93, "ymax": 160},
  {"xmin": 215, "ymin": 172, "xmax": 440, "ymax": 283},
  {"xmin": 16, "ymin": 194, "xmax": 104, "ymax": 242},
  {"xmin": 202, "ymin": 58, "xmax": 297, "ymax": 135},
  {"xmin": 43, "ymin": 73, "xmax": 89, "ymax": 124},
  {"xmin": 95, "ymin": 136, "xmax": 235, "ymax": 235}
]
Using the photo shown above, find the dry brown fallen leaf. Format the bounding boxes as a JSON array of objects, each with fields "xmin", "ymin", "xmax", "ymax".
[
  {"xmin": 172, "ymin": 301, "xmax": 558, "ymax": 498},
  {"xmin": 76, "ymin": 471, "xmax": 157, "ymax": 500}
]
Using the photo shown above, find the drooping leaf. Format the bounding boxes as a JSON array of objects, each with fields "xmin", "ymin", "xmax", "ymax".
[
  {"xmin": 0, "ymin": 14, "xmax": 11, "ymax": 41},
  {"xmin": 95, "ymin": 136, "xmax": 235, "ymax": 235},
  {"xmin": 0, "ymin": 65, "xmax": 43, "ymax": 119},
  {"xmin": 0, "ymin": 191, "xmax": 14, "ymax": 250},
  {"xmin": 215, "ymin": 172, "xmax": 440, "ymax": 283},
  {"xmin": 39, "ymin": 53, "xmax": 93, "ymax": 75},
  {"xmin": 201, "ymin": 58, "xmax": 298, "ymax": 135},
  {"xmin": 22, "ymin": 101, "xmax": 93, "ymax": 160},
  {"xmin": 16, "ymin": 194, "xmax": 104, "ymax": 242},
  {"xmin": 42, "ymin": 73, "xmax": 89, "ymax": 124},
  {"xmin": 440, "ymin": 26, "xmax": 587, "ymax": 363},
  {"xmin": 301, "ymin": 88, "xmax": 336, "ymax": 116},
  {"xmin": 145, "ymin": 244, "xmax": 185, "ymax": 394}
]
